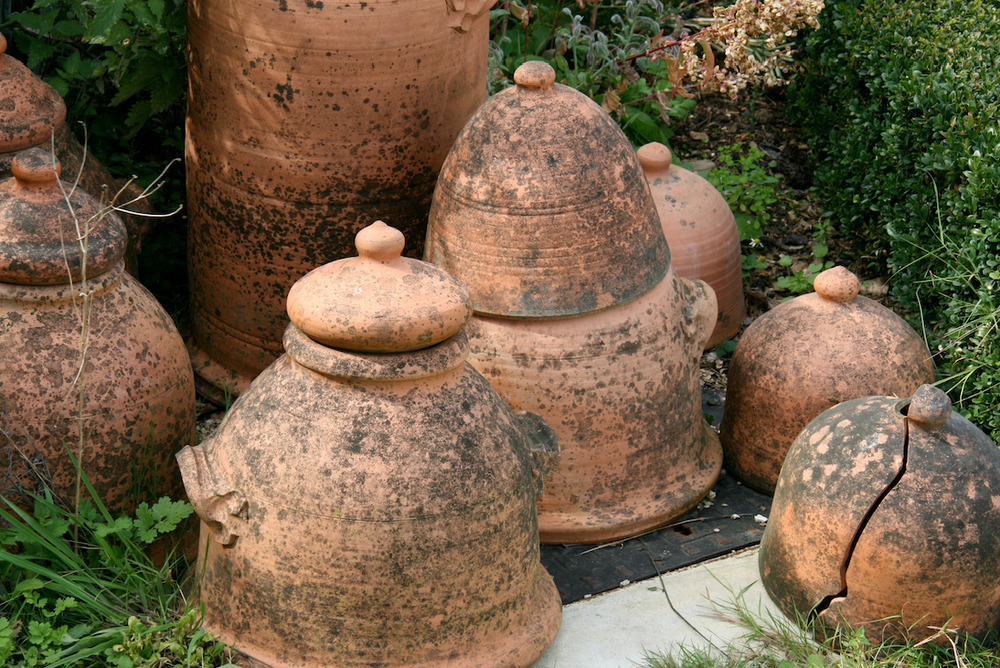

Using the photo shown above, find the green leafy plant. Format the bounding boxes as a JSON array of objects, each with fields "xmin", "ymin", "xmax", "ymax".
[
  {"xmin": 706, "ymin": 142, "xmax": 781, "ymax": 242},
  {"xmin": 775, "ymin": 242, "xmax": 833, "ymax": 294}
]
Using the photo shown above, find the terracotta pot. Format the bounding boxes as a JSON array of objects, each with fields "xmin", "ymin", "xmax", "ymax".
[
  {"xmin": 0, "ymin": 149, "xmax": 195, "ymax": 509},
  {"xmin": 0, "ymin": 32, "xmax": 152, "ymax": 275},
  {"xmin": 637, "ymin": 142, "xmax": 745, "ymax": 348},
  {"xmin": 177, "ymin": 222, "xmax": 561, "ymax": 668},
  {"xmin": 467, "ymin": 272, "xmax": 722, "ymax": 544},
  {"xmin": 425, "ymin": 61, "xmax": 721, "ymax": 543},
  {"xmin": 719, "ymin": 266, "xmax": 934, "ymax": 494},
  {"xmin": 759, "ymin": 384, "xmax": 1000, "ymax": 643},
  {"xmin": 425, "ymin": 60, "xmax": 670, "ymax": 319},
  {"xmin": 185, "ymin": 0, "xmax": 496, "ymax": 402}
]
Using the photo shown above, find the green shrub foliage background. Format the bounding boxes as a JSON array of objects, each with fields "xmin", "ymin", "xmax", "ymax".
[{"xmin": 791, "ymin": 0, "xmax": 1000, "ymax": 438}]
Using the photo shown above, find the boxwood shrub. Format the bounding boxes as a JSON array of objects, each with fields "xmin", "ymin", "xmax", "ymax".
[{"xmin": 790, "ymin": 0, "xmax": 1000, "ymax": 439}]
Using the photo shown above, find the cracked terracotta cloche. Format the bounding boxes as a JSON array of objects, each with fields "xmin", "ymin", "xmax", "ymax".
[
  {"xmin": 719, "ymin": 265, "xmax": 935, "ymax": 494},
  {"xmin": 425, "ymin": 60, "xmax": 722, "ymax": 544},
  {"xmin": 177, "ymin": 221, "xmax": 562, "ymax": 668},
  {"xmin": 0, "ymin": 32, "xmax": 150, "ymax": 274},
  {"xmin": 0, "ymin": 148, "xmax": 195, "ymax": 509},
  {"xmin": 637, "ymin": 142, "xmax": 746, "ymax": 348},
  {"xmin": 759, "ymin": 384, "xmax": 1000, "ymax": 643}
]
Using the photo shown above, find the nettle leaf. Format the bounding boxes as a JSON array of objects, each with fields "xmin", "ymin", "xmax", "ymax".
[
  {"xmin": 132, "ymin": 1, "xmax": 158, "ymax": 28},
  {"xmin": 86, "ymin": 0, "xmax": 125, "ymax": 43},
  {"xmin": 53, "ymin": 19, "xmax": 86, "ymax": 37},
  {"xmin": 27, "ymin": 39, "xmax": 56, "ymax": 69},
  {"xmin": 44, "ymin": 76, "xmax": 70, "ymax": 97}
]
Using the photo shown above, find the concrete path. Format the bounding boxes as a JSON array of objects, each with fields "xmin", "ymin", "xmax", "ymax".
[{"xmin": 532, "ymin": 547, "xmax": 793, "ymax": 668}]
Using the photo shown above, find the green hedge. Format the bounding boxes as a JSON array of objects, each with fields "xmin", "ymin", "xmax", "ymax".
[{"xmin": 790, "ymin": 0, "xmax": 1000, "ymax": 439}]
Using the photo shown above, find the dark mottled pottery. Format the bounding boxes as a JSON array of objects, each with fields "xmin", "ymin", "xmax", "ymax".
[
  {"xmin": 720, "ymin": 266, "xmax": 935, "ymax": 494},
  {"xmin": 0, "ymin": 149, "xmax": 194, "ymax": 509},
  {"xmin": 184, "ymin": 0, "xmax": 495, "ymax": 401},
  {"xmin": 759, "ymin": 384, "xmax": 1000, "ymax": 644},
  {"xmin": 177, "ymin": 222, "xmax": 561, "ymax": 668}
]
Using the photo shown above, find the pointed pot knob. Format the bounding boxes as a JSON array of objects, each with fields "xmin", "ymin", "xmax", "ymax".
[{"xmin": 286, "ymin": 221, "xmax": 473, "ymax": 353}]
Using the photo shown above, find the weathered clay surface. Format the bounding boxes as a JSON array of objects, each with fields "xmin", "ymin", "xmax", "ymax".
[
  {"xmin": 179, "ymin": 222, "xmax": 561, "ymax": 667},
  {"xmin": 185, "ymin": 0, "xmax": 494, "ymax": 398},
  {"xmin": 638, "ymin": 142, "xmax": 745, "ymax": 348},
  {"xmin": 467, "ymin": 271, "xmax": 722, "ymax": 544},
  {"xmin": 0, "ymin": 150, "xmax": 194, "ymax": 508},
  {"xmin": 0, "ymin": 33, "xmax": 152, "ymax": 274},
  {"xmin": 425, "ymin": 60, "xmax": 669, "ymax": 319},
  {"xmin": 720, "ymin": 266, "xmax": 934, "ymax": 494},
  {"xmin": 760, "ymin": 385, "xmax": 1000, "ymax": 643}
]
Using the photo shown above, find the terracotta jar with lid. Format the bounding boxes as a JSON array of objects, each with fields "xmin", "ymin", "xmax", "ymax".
[
  {"xmin": 719, "ymin": 266, "xmax": 935, "ymax": 494},
  {"xmin": 177, "ymin": 221, "xmax": 562, "ymax": 668},
  {"xmin": 185, "ymin": 0, "xmax": 497, "ymax": 402},
  {"xmin": 0, "ymin": 148, "xmax": 195, "ymax": 508},
  {"xmin": 425, "ymin": 61, "xmax": 722, "ymax": 544},
  {"xmin": 0, "ymin": 32, "xmax": 150, "ymax": 275},
  {"xmin": 759, "ymin": 384, "xmax": 1000, "ymax": 643},
  {"xmin": 637, "ymin": 142, "xmax": 745, "ymax": 348}
]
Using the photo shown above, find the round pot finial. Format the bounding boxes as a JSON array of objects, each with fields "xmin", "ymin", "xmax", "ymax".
[
  {"xmin": 514, "ymin": 60, "xmax": 556, "ymax": 89},
  {"xmin": 813, "ymin": 265, "xmax": 861, "ymax": 303},
  {"xmin": 636, "ymin": 142, "xmax": 673, "ymax": 173},
  {"xmin": 1, "ymin": 32, "xmax": 7, "ymax": 56},
  {"xmin": 907, "ymin": 384, "xmax": 951, "ymax": 429},
  {"xmin": 356, "ymin": 220, "xmax": 405, "ymax": 262}
]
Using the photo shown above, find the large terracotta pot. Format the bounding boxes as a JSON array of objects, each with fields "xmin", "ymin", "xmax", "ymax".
[
  {"xmin": 759, "ymin": 385, "xmax": 1000, "ymax": 643},
  {"xmin": 177, "ymin": 222, "xmax": 561, "ymax": 668},
  {"xmin": 638, "ymin": 142, "xmax": 745, "ymax": 348},
  {"xmin": 719, "ymin": 266, "xmax": 935, "ymax": 494},
  {"xmin": 425, "ymin": 61, "xmax": 722, "ymax": 544},
  {"xmin": 185, "ymin": 0, "xmax": 496, "ymax": 402},
  {"xmin": 0, "ymin": 149, "xmax": 195, "ymax": 509},
  {"xmin": 0, "ymin": 32, "xmax": 151, "ymax": 275}
]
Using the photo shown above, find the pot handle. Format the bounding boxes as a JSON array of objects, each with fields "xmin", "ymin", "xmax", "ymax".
[
  {"xmin": 444, "ymin": 0, "xmax": 498, "ymax": 33},
  {"xmin": 176, "ymin": 441, "xmax": 248, "ymax": 547},
  {"xmin": 679, "ymin": 277, "xmax": 718, "ymax": 351},
  {"xmin": 515, "ymin": 411, "xmax": 560, "ymax": 497}
]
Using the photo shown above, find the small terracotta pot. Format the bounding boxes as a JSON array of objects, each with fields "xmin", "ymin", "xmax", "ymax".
[
  {"xmin": 185, "ymin": 0, "xmax": 496, "ymax": 401},
  {"xmin": 719, "ymin": 266, "xmax": 935, "ymax": 494},
  {"xmin": 759, "ymin": 385, "xmax": 1000, "ymax": 643},
  {"xmin": 0, "ymin": 32, "xmax": 152, "ymax": 275},
  {"xmin": 178, "ymin": 222, "xmax": 561, "ymax": 668},
  {"xmin": 0, "ymin": 149, "xmax": 195, "ymax": 509},
  {"xmin": 637, "ymin": 142, "xmax": 745, "ymax": 348}
]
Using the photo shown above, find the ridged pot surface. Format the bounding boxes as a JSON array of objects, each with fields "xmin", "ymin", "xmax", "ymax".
[
  {"xmin": 180, "ymin": 337, "xmax": 561, "ymax": 667},
  {"xmin": 467, "ymin": 269, "xmax": 722, "ymax": 544},
  {"xmin": 719, "ymin": 266, "xmax": 934, "ymax": 494},
  {"xmin": 424, "ymin": 61, "xmax": 669, "ymax": 319},
  {"xmin": 638, "ymin": 142, "xmax": 745, "ymax": 347},
  {"xmin": 759, "ymin": 386, "xmax": 1000, "ymax": 644},
  {"xmin": 185, "ymin": 0, "xmax": 494, "ymax": 399},
  {"xmin": 0, "ymin": 150, "xmax": 194, "ymax": 508}
]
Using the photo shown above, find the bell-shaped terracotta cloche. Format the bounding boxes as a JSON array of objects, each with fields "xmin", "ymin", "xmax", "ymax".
[
  {"xmin": 425, "ymin": 60, "xmax": 721, "ymax": 544},
  {"xmin": 719, "ymin": 266, "xmax": 935, "ymax": 494},
  {"xmin": 425, "ymin": 59, "xmax": 670, "ymax": 319},
  {"xmin": 0, "ymin": 148, "xmax": 195, "ymax": 509},
  {"xmin": 638, "ymin": 142, "xmax": 746, "ymax": 348},
  {"xmin": 177, "ymin": 221, "xmax": 562, "ymax": 668},
  {"xmin": 759, "ymin": 384, "xmax": 1000, "ymax": 643},
  {"xmin": 0, "ymin": 32, "xmax": 150, "ymax": 274}
]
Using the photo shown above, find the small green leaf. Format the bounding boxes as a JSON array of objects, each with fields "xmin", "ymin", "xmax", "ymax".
[
  {"xmin": 778, "ymin": 255, "xmax": 793, "ymax": 267},
  {"xmin": 811, "ymin": 241, "xmax": 829, "ymax": 258}
]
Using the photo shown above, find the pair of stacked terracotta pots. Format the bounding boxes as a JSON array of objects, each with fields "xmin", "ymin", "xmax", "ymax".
[{"xmin": 424, "ymin": 61, "xmax": 723, "ymax": 545}]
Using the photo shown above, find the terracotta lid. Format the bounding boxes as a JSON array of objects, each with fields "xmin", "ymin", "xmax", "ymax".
[
  {"xmin": 425, "ymin": 60, "xmax": 669, "ymax": 319},
  {"xmin": 286, "ymin": 220, "xmax": 473, "ymax": 352},
  {"xmin": 0, "ymin": 33, "xmax": 68, "ymax": 154},
  {"xmin": 0, "ymin": 148, "xmax": 126, "ymax": 285}
]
